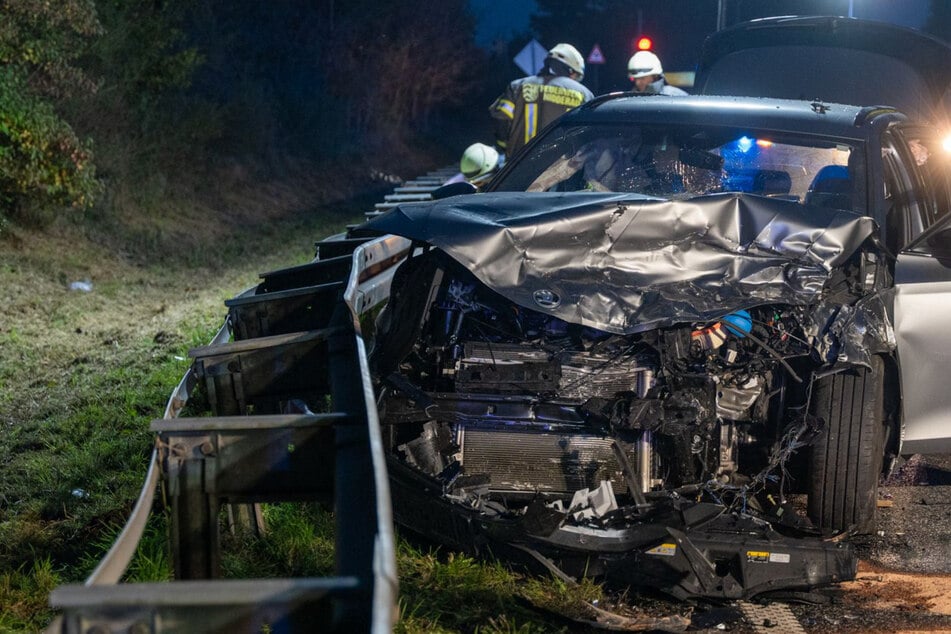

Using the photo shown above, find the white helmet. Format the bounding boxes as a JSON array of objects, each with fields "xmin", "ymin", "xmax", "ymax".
[
  {"xmin": 547, "ymin": 43, "xmax": 585, "ymax": 80},
  {"xmin": 628, "ymin": 51, "xmax": 663, "ymax": 79},
  {"xmin": 460, "ymin": 143, "xmax": 499, "ymax": 181}
]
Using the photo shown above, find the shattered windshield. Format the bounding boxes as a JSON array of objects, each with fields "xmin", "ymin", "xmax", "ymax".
[{"xmin": 493, "ymin": 123, "xmax": 866, "ymax": 214}]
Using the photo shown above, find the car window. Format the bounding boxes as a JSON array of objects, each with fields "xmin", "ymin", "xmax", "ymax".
[
  {"xmin": 883, "ymin": 127, "xmax": 951, "ymax": 249},
  {"xmin": 493, "ymin": 123, "xmax": 865, "ymax": 213}
]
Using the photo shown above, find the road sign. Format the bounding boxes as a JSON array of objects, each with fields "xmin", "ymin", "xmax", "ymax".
[
  {"xmin": 514, "ymin": 39, "xmax": 547, "ymax": 76},
  {"xmin": 587, "ymin": 44, "xmax": 606, "ymax": 65}
]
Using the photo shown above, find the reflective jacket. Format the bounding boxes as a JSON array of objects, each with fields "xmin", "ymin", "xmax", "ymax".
[
  {"xmin": 490, "ymin": 73, "xmax": 594, "ymax": 158},
  {"xmin": 642, "ymin": 77, "xmax": 688, "ymax": 96}
]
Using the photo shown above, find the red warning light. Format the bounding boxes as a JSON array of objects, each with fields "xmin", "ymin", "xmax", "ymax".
[{"xmin": 636, "ymin": 36, "xmax": 653, "ymax": 51}]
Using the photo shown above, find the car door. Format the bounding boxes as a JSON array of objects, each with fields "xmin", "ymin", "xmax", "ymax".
[{"xmin": 891, "ymin": 126, "xmax": 951, "ymax": 454}]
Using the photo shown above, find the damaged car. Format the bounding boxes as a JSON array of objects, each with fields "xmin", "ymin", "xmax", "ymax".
[{"xmin": 356, "ymin": 92, "xmax": 951, "ymax": 600}]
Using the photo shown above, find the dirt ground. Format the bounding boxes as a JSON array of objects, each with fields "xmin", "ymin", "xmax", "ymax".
[
  {"xmin": 743, "ymin": 456, "xmax": 951, "ymax": 633},
  {"xmin": 846, "ymin": 566, "xmax": 951, "ymax": 615},
  {"xmin": 787, "ymin": 565, "xmax": 951, "ymax": 634}
]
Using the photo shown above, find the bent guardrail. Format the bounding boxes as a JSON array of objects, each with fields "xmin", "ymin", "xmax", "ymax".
[{"xmin": 45, "ymin": 165, "xmax": 454, "ymax": 633}]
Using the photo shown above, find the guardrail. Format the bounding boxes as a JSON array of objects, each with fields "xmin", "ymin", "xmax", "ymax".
[
  {"xmin": 46, "ymin": 167, "xmax": 455, "ymax": 633},
  {"xmin": 369, "ymin": 167, "xmax": 457, "ymax": 215}
]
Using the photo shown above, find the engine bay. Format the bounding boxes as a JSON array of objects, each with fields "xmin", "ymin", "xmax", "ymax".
[{"xmin": 373, "ymin": 250, "xmax": 842, "ymax": 531}]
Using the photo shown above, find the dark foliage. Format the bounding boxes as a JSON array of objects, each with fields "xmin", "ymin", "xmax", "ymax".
[
  {"xmin": 1, "ymin": 0, "xmax": 487, "ymax": 225},
  {"xmin": 0, "ymin": 0, "xmax": 103, "ymax": 219},
  {"xmin": 183, "ymin": 0, "xmax": 485, "ymax": 158}
]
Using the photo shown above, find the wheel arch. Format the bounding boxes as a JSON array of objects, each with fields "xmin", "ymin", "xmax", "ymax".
[{"xmin": 880, "ymin": 352, "xmax": 902, "ymax": 464}]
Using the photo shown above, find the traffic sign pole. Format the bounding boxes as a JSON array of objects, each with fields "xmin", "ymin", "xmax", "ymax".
[{"xmin": 587, "ymin": 44, "xmax": 606, "ymax": 95}]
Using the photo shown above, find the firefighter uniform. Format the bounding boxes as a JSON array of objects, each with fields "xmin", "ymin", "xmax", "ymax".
[{"xmin": 490, "ymin": 74, "xmax": 594, "ymax": 158}]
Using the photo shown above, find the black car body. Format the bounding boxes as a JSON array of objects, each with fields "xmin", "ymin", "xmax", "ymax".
[
  {"xmin": 359, "ymin": 91, "xmax": 951, "ymax": 599},
  {"xmin": 694, "ymin": 15, "xmax": 951, "ymax": 124}
]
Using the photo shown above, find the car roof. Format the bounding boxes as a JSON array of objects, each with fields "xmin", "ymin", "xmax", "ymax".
[
  {"xmin": 694, "ymin": 16, "xmax": 951, "ymax": 123},
  {"xmin": 561, "ymin": 93, "xmax": 901, "ymax": 140}
]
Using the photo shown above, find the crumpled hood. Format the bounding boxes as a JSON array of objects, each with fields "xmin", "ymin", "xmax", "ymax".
[{"xmin": 363, "ymin": 191, "xmax": 875, "ymax": 334}]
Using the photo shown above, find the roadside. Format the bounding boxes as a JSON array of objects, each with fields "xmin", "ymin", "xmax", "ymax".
[
  {"xmin": 0, "ymin": 159, "xmax": 394, "ymax": 630},
  {"xmin": 0, "ymin": 161, "xmax": 386, "ymax": 430}
]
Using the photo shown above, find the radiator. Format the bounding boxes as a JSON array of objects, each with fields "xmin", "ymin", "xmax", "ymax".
[{"xmin": 458, "ymin": 426, "xmax": 629, "ymax": 494}]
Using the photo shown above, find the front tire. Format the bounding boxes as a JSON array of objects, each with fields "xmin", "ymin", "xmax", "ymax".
[{"xmin": 807, "ymin": 356, "xmax": 886, "ymax": 533}]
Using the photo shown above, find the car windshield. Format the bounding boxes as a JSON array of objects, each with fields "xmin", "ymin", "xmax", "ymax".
[{"xmin": 492, "ymin": 123, "xmax": 867, "ymax": 214}]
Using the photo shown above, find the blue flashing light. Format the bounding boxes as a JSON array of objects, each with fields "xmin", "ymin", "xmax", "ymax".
[{"xmin": 737, "ymin": 136, "xmax": 754, "ymax": 153}]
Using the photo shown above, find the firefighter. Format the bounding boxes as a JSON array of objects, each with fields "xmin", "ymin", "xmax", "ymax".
[
  {"xmin": 443, "ymin": 142, "xmax": 502, "ymax": 190},
  {"xmin": 627, "ymin": 51, "xmax": 687, "ymax": 96},
  {"xmin": 459, "ymin": 142, "xmax": 501, "ymax": 188},
  {"xmin": 490, "ymin": 43, "xmax": 594, "ymax": 159}
]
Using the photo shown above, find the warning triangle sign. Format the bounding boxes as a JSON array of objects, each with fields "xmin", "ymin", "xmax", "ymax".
[{"xmin": 587, "ymin": 44, "xmax": 605, "ymax": 65}]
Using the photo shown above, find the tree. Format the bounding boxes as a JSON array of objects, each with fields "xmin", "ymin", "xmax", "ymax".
[
  {"xmin": 75, "ymin": 0, "xmax": 204, "ymax": 174},
  {"xmin": 0, "ymin": 0, "xmax": 103, "ymax": 219},
  {"xmin": 322, "ymin": 0, "xmax": 483, "ymax": 144}
]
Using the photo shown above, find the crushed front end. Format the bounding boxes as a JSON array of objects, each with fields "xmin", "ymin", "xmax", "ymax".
[{"xmin": 364, "ymin": 192, "xmax": 892, "ymax": 599}]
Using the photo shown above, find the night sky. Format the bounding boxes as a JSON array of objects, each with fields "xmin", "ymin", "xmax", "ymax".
[
  {"xmin": 469, "ymin": 0, "xmax": 935, "ymax": 74},
  {"xmin": 470, "ymin": 0, "xmax": 537, "ymax": 46}
]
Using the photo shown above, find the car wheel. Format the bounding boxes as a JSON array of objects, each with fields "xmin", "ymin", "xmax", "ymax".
[{"xmin": 807, "ymin": 356, "xmax": 886, "ymax": 533}]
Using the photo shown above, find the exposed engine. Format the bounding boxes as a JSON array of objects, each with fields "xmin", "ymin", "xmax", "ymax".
[{"xmin": 374, "ymin": 251, "xmax": 828, "ymax": 526}]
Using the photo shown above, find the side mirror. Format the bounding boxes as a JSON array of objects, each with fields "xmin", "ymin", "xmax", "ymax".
[{"xmin": 431, "ymin": 181, "xmax": 477, "ymax": 200}]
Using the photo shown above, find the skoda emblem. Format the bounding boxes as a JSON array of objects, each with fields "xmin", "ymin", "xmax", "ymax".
[{"xmin": 533, "ymin": 289, "xmax": 561, "ymax": 309}]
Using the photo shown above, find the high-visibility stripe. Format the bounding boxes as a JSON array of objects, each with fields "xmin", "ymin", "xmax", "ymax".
[
  {"xmin": 525, "ymin": 103, "xmax": 537, "ymax": 145},
  {"xmin": 497, "ymin": 99, "xmax": 515, "ymax": 119}
]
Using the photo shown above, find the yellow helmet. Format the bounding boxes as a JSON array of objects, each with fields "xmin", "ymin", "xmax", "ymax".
[{"xmin": 460, "ymin": 143, "xmax": 500, "ymax": 181}]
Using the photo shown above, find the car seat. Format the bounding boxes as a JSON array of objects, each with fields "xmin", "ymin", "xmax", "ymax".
[
  {"xmin": 805, "ymin": 164, "xmax": 852, "ymax": 210},
  {"xmin": 751, "ymin": 169, "xmax": 792, "ymax": 197}
]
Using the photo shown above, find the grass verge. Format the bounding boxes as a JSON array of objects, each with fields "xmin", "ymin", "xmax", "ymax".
[{"xmin": 0, "ymin": 160, "xmax": 375, "ymax": 630}]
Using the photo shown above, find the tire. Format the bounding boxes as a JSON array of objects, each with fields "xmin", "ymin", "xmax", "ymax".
[{"xmin": 807, "ymin": 356, "xmax": 886, "ymax": 533}]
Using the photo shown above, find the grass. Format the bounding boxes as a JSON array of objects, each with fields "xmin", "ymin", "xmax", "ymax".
[
  {"xmin": 220, "ymin": 504, "xmax": 337, "ymax": 580},
  {"xmin": 0, "ymin": 558, "xmax": 59, "ymax": 631},
  {"xmin": 215, "ymin": 502, "xmax": 612, "ymax": 633},
  {"xmin": 394, "ymin": 541, "xmax": 591, "ymax": 633}
]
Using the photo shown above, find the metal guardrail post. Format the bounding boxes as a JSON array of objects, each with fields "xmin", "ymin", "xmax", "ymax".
[{"xmin": 169, "ymin": 456, "xmax": 220, "ymax": 579}]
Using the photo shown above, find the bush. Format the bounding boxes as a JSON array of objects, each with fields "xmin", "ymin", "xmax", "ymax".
[
  {"xmin": 0, "ymin": 67, "xmax": 100, "ymax": 220},
  {"xmin": 0, "ymin": 0, "xmax": 103, "ymax": 220}
]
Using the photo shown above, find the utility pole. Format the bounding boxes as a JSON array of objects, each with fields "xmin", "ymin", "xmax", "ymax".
[{"xmin": 717, "ymin": 0, "xmax": 729, "ymax": 31}]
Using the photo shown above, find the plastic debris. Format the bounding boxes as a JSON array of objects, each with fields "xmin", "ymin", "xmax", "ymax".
[
  {"xmin": 568, "ymin": 480, "xmax": 619, "ymax": 520},
  {"xmin": 69, "ymin": 280, "xmax": 93, "ymax": 292}
]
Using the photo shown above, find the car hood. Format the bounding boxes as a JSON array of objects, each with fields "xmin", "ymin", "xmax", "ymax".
[
  {"xmin": 695, "ymin": 16, "xmax": 951, "ymax": 123},
  {"xmin": 363, "ymin": 191, "xmax": 875, "ymax": 334}
]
